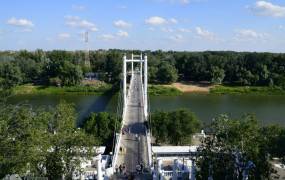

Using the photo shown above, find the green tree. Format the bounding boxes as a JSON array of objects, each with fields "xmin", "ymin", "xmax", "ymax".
[
  {"xmin": 59, "ymin": 61, "xmax": 83, "ymax": 86},
  {"xmin": 0, "ymin": 101, "xmax": 96, "ymax": 179},
  {"xmin": 0, "ymin": 62, "xmax": 23, "ymax": 89},
  {"xmin": 156, "ymin": 61, "xmax": 178, "ymax": 84},
  {"xmin": 151, "ymin": 109, "xmax": 200, "ymax": 145},
  {"xmin": 210, "ymin": 66, "xmax": 225, "ymax": 84},
  {"xmin": 44, "ymin": 102, "xmax": 96, "ymax": 179},
  {"xmin": 83, "ymin": 112, "xmax": 120, "ymax": 145},
  {"xmin": 196, "ymin": 114, "xmax": 274, "ymax": 179}
]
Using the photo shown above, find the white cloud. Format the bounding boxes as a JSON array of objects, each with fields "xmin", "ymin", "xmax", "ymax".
[
  {"xmin": 234, "ymin": 29, "xmax": 268, "ymax": 41},
  {"xmin": 65, "ymin": 16, "xmax": 98, "ymax": 32},
  {"xmin": 250, "ymin": 1, "xmax": 285, "ymax": 17},
  {"xmin": 169, "ymin": 18, "xmax": 178, "ymax": 24},
  {"xmin": 100, "ymin": 34, "xmax": 115, "ymax": 41},
  {"xmin": 153, "ymin": 0, "xmax": 205, "ymax": 5},
  {"xmin": 145, "ymin": 16, "xmax": 168, "ymax": 25},
  {"xmin": 58, "ymin": 33, "xmax": 71, "ymax": 40},
  {"xmin": 114, "ymin": 20, "xmax": 132, "ymax": 28},
  {"xmin": 145, "ymin": 16, "xmax": 178, "ymax": 26},
  {"xmin": 161, "ymin": 27, "xmax": 174, "ymax": 33},
  {"xmin": 117, "ymin": 30, "xmax": 129, "ymax": 37},
  {"xmin": 72, "ymin": 5, "xmax": 86, "ymax": 11},
  {"xmin": 178, "ymin": 28, "xmax": 191, "ymax": 33},
  {"xmin": 195, "ymin": 27, "xmax": 217, "ymax": 41},
  {"xmin": 7, "ymin": 17, "xmax": 34, "ymax": 27},
  {"xmin": 180, "ymin": 0, "xmax": 189, "ymax": 4}
]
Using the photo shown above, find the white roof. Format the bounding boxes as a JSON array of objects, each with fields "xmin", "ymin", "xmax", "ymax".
[{"xmin": 152, "ymin": 146, "xmax": 198, "ymax": 154}]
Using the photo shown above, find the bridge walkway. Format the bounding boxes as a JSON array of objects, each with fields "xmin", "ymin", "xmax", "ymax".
[{"xmin": 115, "ymin": 72, "xmax": 149, "ymax": 173}]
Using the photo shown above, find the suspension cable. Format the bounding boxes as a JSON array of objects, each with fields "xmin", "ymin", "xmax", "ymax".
[{"xmin": 111, "ymin": 80, "xmax": 123, "ymax": 155}]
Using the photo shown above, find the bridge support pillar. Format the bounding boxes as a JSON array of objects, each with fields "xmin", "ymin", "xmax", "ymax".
[
  {"xmin": 140, "ymin": 54, "xmax": 143, "ymax": 83},
  {"xmin": 131, "ymin": 53, "xmax": 134, "ymax": 75},
  {"xmin": 144, "ymin": 55, "xmax": 148, "ymax": 117},
  {"xmin": 173, "ymin": 159, "xmax": 178, "ymax": 180},
  {"xmin": 97, "ymin": 154, "xmax": 103, "ymax": 180},
  {"xmin": 123, "ymin": 54, "xmax": 127, "ymax": 109}
]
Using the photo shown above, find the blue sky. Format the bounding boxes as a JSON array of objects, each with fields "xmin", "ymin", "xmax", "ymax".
[{"xmin": 0, "ymin": 0, "xmax": 285, "ymax": 52}]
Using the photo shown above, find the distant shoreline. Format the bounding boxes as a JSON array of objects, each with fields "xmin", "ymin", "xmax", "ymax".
[
  {"xmin": 12, "ymin": 83, "xmax": 113, "ymax": 95},
  {"xmin": 11, "ymin": 82, "xmax": 285, "ymax": 96},
  {"xmin": 158, "ymin": 82, "xmax": 285, "ymax": 96}
]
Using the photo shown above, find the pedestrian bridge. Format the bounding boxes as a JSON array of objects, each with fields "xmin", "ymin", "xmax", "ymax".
[
  {"xmin": 111, "ymin": 54, "xmax": 152, "ymax": 177},
  {"xmin": 93, "ymin": 54, "xmax": 197, "ymax": 180}
]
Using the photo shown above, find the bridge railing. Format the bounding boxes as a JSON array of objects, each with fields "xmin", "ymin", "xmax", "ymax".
[
  {"xmin": 111, "ymin": 75, "xmax": 134, "ymax": 170},
  {"xmin": 140, "ymin": 76, "xmax": 152, "ymax": 168}
]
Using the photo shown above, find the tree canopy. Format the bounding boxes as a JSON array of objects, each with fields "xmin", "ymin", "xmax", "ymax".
[
  {"xmin": 151, "ymin": 109, "xmax": 200, "ymax": 145},
  {"xmin": 0, "ymin": 101, "xmax": 96, "ymax": 179},
  {"xmin": 196, "ymin": 114, "xmax": 285, "ymax": 179}
]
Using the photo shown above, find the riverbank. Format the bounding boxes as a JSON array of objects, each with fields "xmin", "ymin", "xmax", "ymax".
[
  {"xmin": 148, "ymin": 85, "xmax": 182, "ymax": 96},
  {"xmin": 11, "ymin": 82, "xmax": 285, "ymax": 96},
  {"xmin": 162, "ymin": 82, "xmax": 285, "ymax": 96},
  {"xmin": 12, "ymin": 83, "xmax": 113, "ymax": 95},
  {"xmin": 210, "ymin": 85, "xmax": 285, "ymax": 95},
  {"xmin": 165, "ymin": 82, "xmax": 213, "ymax": 93}
]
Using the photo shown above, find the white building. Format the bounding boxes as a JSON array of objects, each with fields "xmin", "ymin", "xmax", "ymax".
[{"xmin": 152, "ymin": 146, "xmax": 198, "ymax": 180}]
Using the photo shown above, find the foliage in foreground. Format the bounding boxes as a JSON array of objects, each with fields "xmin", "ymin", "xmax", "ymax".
[
  {"xmin": 0, "ymin": 101, "xmax": 97, "ymax": 179},
  {"xmin": 151, "ymin": 109, "xmax": 200, "ymax": 145},
  {"xmin": 196, "ymin": 114, "xmax": 285, "ymax": 179},
  {"xmin": 82, "ymin": 112, "xmax": 121, "ymax": 146}
]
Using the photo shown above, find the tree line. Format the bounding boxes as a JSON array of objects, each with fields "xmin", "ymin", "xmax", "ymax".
[{"xmin": 1, "ymin": 50, "xmax": 285, "ymax": 89}]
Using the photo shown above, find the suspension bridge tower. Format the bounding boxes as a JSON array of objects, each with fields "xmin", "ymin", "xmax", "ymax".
[{"xmin": 123, "ymin": 53, "xmax": 148, "ymax": 117}]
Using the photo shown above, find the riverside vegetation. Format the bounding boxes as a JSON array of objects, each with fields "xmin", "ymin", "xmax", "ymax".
[{"xmin": 1, "ymin": 50, "xmax": 285, "ymax": 95}]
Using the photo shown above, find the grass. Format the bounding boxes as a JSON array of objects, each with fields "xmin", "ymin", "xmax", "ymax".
[
  {"xmin": 148, "ymin": 85, "xmax": 182, "ymax": 96},
  {"xmin": 210, "ymin": 85, "xmax": 285, "ymax": 95},
  {"xmin": 12, "ymin": 83, "xmax": 113, "ymax": 95}
]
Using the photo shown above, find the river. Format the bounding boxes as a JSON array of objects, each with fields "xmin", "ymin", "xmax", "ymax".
[{"xmin": 7, "ymin": 93, "xmax": 285, "ymax": 126}]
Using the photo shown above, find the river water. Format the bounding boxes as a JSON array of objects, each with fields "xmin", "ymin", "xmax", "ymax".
[{"xmin": 7, "ymin": 93, "xmax": 285, "ymax": 126}]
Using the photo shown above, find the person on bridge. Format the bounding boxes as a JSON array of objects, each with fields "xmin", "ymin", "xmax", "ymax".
[
  {"xmin": 119, "ymin": 164, "xmax": 123, "ymax": 174},
  {"xmin": 115, "ymin": 165, "xmax": 119, "ymax": 174},
  {"xmin": 140, "ymin": 163, "xmax": 144, "ymax": 173}
]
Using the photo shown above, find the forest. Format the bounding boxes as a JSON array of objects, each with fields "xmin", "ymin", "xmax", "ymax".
[{"xmin": 0, "ymin": 50, "xmax": 285, "ymax": 90}]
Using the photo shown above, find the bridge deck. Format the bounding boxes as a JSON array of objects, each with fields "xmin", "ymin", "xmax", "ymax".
[{"xmin": 115, "ymin": 73, "xmax": 149, "ymax": 173}]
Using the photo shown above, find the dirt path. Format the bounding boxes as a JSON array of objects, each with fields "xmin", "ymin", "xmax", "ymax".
[{"xmin": 165, "ymin": 82, "xmax": 214, "ymax": 93}]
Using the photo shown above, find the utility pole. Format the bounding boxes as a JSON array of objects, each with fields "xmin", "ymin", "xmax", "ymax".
[{"xmin": 84, "ymin": 31, "xmax": 91, "ymax": 68}]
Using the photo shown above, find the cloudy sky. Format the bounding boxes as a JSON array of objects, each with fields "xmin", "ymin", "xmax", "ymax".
[{"xmin": 0, "ymin": 0, "xmax": 285, "ymax": 52}]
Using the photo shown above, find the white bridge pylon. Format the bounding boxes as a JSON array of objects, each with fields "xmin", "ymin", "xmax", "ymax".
[{"xmin": 123, "ymin": 53, "xmax": 148, "ymax": 118}]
